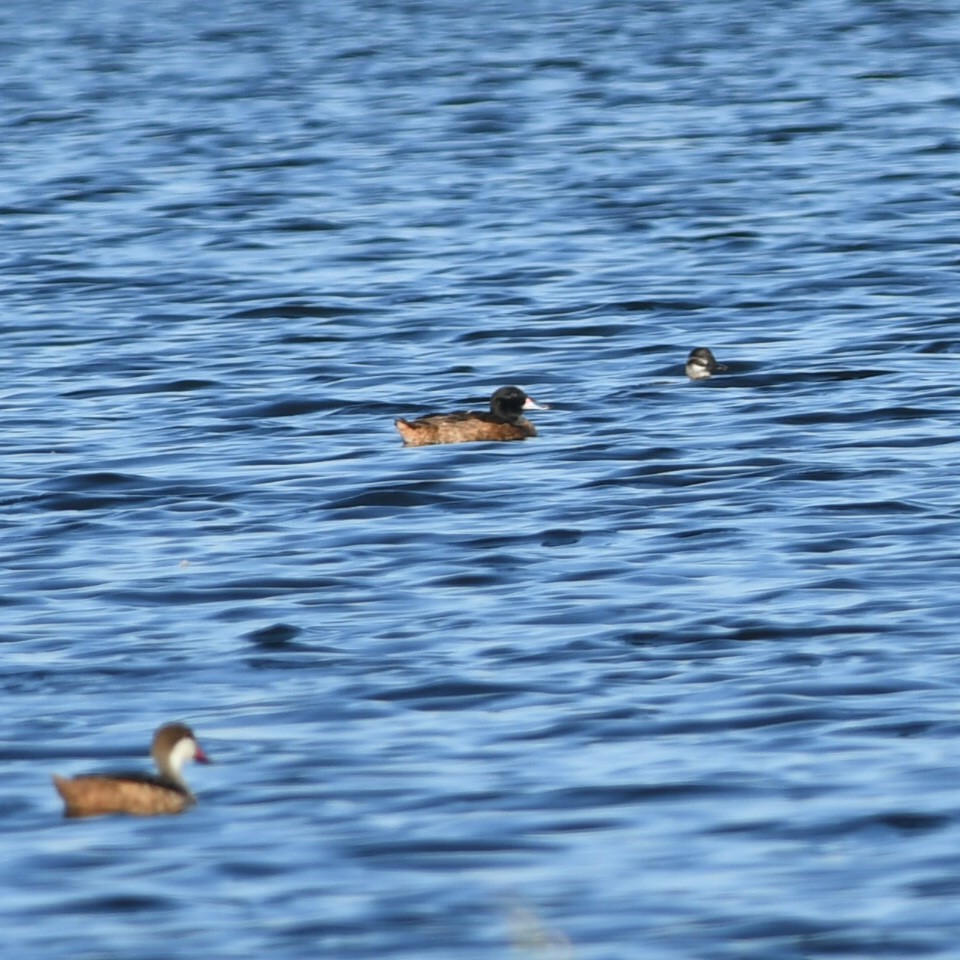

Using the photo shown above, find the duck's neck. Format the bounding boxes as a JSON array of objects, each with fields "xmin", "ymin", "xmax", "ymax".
[
  {"xmin": 156, "ymin": 737, "xmax": 194, "ymax": 791},
  {"xmin": 491, "ymin": 402, "xmax": 521, "ymax": 422}
]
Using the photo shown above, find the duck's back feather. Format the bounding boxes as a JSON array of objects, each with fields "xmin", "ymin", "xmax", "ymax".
[
  {"xmin": 53, "ymin": 773, "xmax": 194, "ymax": 818},
  {"xmin": 395, "ymin": 411, "xmax": 536, "ymax": 446}
]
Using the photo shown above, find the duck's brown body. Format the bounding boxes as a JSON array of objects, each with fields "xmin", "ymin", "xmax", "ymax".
[
  {"xmin": 396, "ymin": 410, "xmax": 537, "ymax": 446},
  {"xmin": 395, "ymin": 386, "xmax": 544, "ymax": 446},
  {"xmin": 52, "ymin": 773, "xmax": 194, "ymax": 817},
  {"xmin": 53, "ymin": 722, "xmax": 210, "ymax": 819}
]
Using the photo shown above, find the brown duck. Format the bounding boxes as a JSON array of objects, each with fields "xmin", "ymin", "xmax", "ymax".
[
  {"xmin": 395, "ymin": 385, "xmax": 547, "ymax": 446},
  {"xmin": 52, "ymin": 722, "xmax": 211, "ymax": 818}
]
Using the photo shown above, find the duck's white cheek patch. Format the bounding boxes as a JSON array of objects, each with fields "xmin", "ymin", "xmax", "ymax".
[{"xmin": 168, "ymin": 737, "xmax": 198, "ymax": 770}]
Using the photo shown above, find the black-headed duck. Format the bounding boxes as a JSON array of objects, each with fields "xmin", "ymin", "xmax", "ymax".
[
  {"xmin": 395, "ymin": 385, "xmax": 547, "ymax": 446},
  {"xmin": 686, "ymin": 347, "xmax": 728, "ymax": 380}
]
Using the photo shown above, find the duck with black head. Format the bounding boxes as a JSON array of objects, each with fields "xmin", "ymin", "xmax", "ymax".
[
  {"xmin": 52, "ymin": 722, "xmax": 211, "ymax": 818},
  {"xmin": 395, "ymin": 385, "xmax": 547, "ymax": 446},
  {"xmin": 686, "ymin": 347, "xmax": 728, "ymax": 380}
]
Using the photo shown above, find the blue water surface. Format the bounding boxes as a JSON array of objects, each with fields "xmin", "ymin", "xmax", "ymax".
[{"xmin": 4, "ymin": 1, "xmax": 960, "ymax": 957}]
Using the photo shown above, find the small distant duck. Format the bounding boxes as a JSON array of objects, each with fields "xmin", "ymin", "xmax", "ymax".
[
  {"xmin": 52, "ymin": 723, "xmax": 211, "ymax": 818},
  {"xmin": 395, "ymin": 385, "xmax": 547, "ymax": 446},
  {"xmin": 686, "ymin": 347, "xmax": 728, "ymax": 380}
]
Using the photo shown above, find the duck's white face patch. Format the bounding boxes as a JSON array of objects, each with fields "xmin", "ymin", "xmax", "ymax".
[{"xmin": 168, "ymin": 736, "xmax": 198, "ymax": 772}]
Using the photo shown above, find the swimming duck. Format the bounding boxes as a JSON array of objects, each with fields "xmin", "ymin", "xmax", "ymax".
[
  {"xmin": 395, "ymin": 385, "xmax": 547, "ymax": 446},
  {"xmin": 52, "ymin": 722, "xmax": 210, "ymax": 818},
  {"xmin": 686, "ymin": 347, "xmax": 728, "ymax": 380}
]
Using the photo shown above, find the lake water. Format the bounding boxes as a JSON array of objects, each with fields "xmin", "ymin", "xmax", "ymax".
[{"xmin": 4, "ymin": 1, "xmax": 960, "ymax": 957}]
